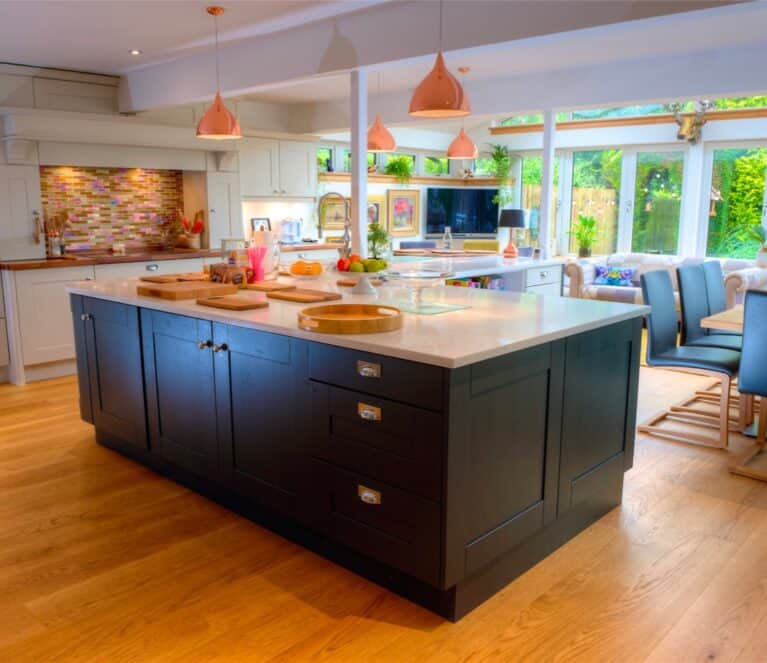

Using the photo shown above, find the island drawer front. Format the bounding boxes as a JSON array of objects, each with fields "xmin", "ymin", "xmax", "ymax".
[
  {"xmin": 329, "ymin": 466, "xmax": 441, "ymax": 586},
  {"xmin": 526, "ymin": 265, "xmax": 562, "ymax": 287},
  {"xmin": 322, "ymin": 385, "xmax": 442, "ymax": 501},
  {"xmin": 308, "ymin": 344, "xmax": 444, "ymax": 411}
]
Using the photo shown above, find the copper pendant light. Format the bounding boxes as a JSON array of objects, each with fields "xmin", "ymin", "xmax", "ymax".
[
  {"xmin": 197, "ymin": 6, "xmax": 242, "ymax": 140},
  {"xmin": 447, "ymin": 68, "xmax": 477, "ymax": 159},
  {"xmin": 367, "ymin": 73, "xmax": 396, "ymax": 152},
  {"xmin": 409, "ymin": 0, "xmax": 470, "ymax": 118}
]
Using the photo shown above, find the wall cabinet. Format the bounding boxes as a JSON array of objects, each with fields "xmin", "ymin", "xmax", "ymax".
[
  {"xmin": 207, "ymin": 171, "xmax": 243, "ymax": 248},
  {"xmin": 0, "ymin": 165, "xmax": 45, "ymax": 261},
  {"xmin": 240, "ymin": 138, "xmax": 317, "ymax": 198}
]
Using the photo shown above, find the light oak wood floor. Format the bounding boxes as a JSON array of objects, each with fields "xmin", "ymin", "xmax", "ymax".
[{"xmin": 1, "ymin": 371, "xmax": 766, "ymax": 663}]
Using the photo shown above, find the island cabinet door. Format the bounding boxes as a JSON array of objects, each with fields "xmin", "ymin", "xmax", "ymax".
[
  {"xmin": 78, "ymin": 297, "xmax": 147, "ymax": 450},
  {"xmin": 141, "ymin": 310, "xmax": 220, "ymax": 479},
  {"xmin": 442, "ymin": 341, "xmax": 565, "ymax": 588},
  {"xmin": 212, "ymin": 323, "xmax": 310, "ymax": 519},
  {"xmin": 557, "ymin": 318, "xmax": 641, "ymax": 516}
]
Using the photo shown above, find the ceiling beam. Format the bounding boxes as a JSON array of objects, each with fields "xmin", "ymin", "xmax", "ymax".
[
  {"xmin": 297, "ymin": 40, "xmax": 767, "ymax": 134},
  {"xmin": 118, "ymin": 0, "xmax": 734, "ymax": 113}
]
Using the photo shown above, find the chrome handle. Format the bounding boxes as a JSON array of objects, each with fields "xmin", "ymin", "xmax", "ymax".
[
  {"xmin": 281, "ymin": 189, "xmax": 287, "ymax": 194},
  {"xmin": 540, "ymin": 271, "xmax": 548, "ymax": 278},
  {"xmin": 197, "ymin": 340, "xmax": 212, "ymax": 350},
  {"xmin": 80, "ymin": 313, "xmax": 92, "ymax": 321},
  {"xmin": 358, "ymin": 402, "xmax": 381, "ymax": 422},
  {"xmin": 356, "ymin": 360, "xmax": 381, "ymax": 378},
  {"xmin": 146, "ymin": 264, "xmax": 159, "ymax": 272},
  {"xmin": 213, "ymin": 343, "xmax": 228, "ymax": 353},
  {"xmin": 273, "ymin": 189, "xmax": 279, "ymax": 194},
  {"xmin": 209, "ymin": 208, "xmax": 216, "ymax": 214},
  {"xmin": 32, "ymin": 210, "xmax": 42, "ymax": 244},
  {"xmin": 358, "ymin": 485, "xmax": 381, "ymax": 505}
]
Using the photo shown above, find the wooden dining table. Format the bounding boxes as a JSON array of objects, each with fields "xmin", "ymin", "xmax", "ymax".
[{"xmin": 701, "ymin": 304, "xmax": 766, "ymax": 481}]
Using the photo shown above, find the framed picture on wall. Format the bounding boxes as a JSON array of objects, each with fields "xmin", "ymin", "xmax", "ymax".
[
  {"xmin": 366, "ymin": 195, "xmax": 386, "ymax": 226},
  {"xmin": 319, "ymin": 197, "xmax": 348, "ymax": 231},
  {"xmin": 386, "ymin": 189, "xmax": 420, "ymax": 237}
]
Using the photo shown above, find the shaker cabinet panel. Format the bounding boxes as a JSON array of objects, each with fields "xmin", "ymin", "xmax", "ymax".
[
  {"xmin": 239, "ymin": 138, "xmax": 280, "ymax": 197},
  {"xmin": 207, "ymin": 171, "xmax": 243, "ymax": 249},
  {"xmin": 15, "ymin": 265, "xmax": 95, "ymax": 365},
  {"xmin": 142, "ymin": 310, "xmax": 219, "ymax": 478},
  {"xmin": 0, "ymin": 165, "xmax": 45, "ymax": 261},
  {"xmin": 278, "ymin": 141, "xmax": 317, "ymax": 197}
]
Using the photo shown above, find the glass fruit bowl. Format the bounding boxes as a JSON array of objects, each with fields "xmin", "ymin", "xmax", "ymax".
[{"xmin": 381, "ymin": 269, "xmax": 454, "ymax": 313}]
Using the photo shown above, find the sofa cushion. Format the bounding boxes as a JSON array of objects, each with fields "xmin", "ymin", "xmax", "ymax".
[{"xmin": 594, "ymin": 265, "xmax": 635, "ymax": 287}]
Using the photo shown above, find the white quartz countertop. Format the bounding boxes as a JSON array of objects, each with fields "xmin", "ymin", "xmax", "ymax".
[{"xmin": 67, "ymin": 273, "xmax": 647, "ymax": 369}]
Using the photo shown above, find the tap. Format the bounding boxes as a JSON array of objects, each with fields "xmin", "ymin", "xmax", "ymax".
[{"xmin": 318, "ymin": 191, "xmax": 352, "ymax": 260}]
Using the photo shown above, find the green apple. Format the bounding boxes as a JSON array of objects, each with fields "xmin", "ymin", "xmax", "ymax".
[{"xmin": 349, "ymin": 261, "xmax": 365, "ymax": 273}]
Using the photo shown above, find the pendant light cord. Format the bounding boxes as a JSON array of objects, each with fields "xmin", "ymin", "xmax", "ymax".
[
  {"xmin": 214, "ymin": 13, "xmax": 221, "ymax": 91},
  {"xmin": 438, "ymin": 0, "xmax": 443, "ymax": 51}
]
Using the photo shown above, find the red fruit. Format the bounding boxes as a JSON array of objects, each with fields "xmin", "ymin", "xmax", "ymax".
[
  {"xmin": 349, "ymin": 254, "xmax": 362, "ymax": 264},
  {"xmin": 337, "ymin": 258, "xmax": 351, "ymax": 272}
]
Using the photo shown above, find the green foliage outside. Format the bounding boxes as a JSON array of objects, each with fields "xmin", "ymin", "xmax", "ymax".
[
  {"xmin": 521, "ymin": 156, "xmax": 559, "ymax": 185},
  {"xmin": 485, "ymin": 144, "xmax": 515, "ymax": 207},
  {"xmin": 342, "ymin": 150, "xmax": 377, "ymax": 171},
  {"xmin": 706, "ymin": 148, "xmax": 767, "ymax": 259},
  {"xmin": 316, "ymin": 147, "xmax": 332, "ymax": 172},
  {"xmin": 424, "ymin": 156, "xmax": 449, "ymax": 175},
  {"xmin": 631, "ymin": 152, "xmax": 684, "ymax": 255}
]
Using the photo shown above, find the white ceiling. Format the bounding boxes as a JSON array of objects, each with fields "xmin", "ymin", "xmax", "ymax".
[
  {"xmin": 241, "ymin": 1, "xmax": 767, "ymax": 106},
  {"xmin": 0, "ymin": 0, "xmax": 387, "ymax": 75}
]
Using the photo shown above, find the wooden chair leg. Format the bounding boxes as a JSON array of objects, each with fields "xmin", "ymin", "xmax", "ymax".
[
  {"xmin": 730, "ymin": 398, "xmax": 767, "ymax": 482},
  {"xmin": 720, "ymin": 374, "xmax": 731, "ymax": 448}
]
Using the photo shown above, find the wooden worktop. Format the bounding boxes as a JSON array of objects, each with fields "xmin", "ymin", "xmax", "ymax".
[{"xmin": 0, "ymin": 249, "xmax": 222, "ymax": 271}]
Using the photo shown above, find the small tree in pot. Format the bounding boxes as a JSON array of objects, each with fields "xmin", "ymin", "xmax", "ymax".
[
  {"xmin": 751, "ymin": 224, "xmax": 767, "ymax": 267},
  {"xmin": 570, "ymin": 214, "xmax": 598, "ymax": 258}
]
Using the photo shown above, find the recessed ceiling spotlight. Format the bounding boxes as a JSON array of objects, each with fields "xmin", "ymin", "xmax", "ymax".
[{"xmin": 129, "ymin": 49, "xmax": 142, "ymax": 56}]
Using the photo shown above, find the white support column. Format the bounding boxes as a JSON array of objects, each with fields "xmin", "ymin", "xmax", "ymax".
[
  {"xmin": 539, "ymin": 110, "xmax": 556, "ymax": 258},
  {"xmin": 679, "ymin": 141, "xmax": 705, "ymax": 257},
  {"xmin": 350, "ymin": 70, "xmax": 369, "ymax": 257}
]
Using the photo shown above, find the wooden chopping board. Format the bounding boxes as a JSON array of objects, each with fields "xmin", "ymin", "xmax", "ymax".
[
  {"xmin": 140, "ymin": 272, "xmax": 209, "ymax": 283},
  {"xmin": 196, "ymin": 295, "xmax": 269, "ymax": 311},
  {"xmin": 244, "ymin": 281, "xmax": 296, "ymax": 292},
  {"xmin": 267, "ymin": 289, "xmax": 343, "ymax": 303},
  {"xmin": 137, "ymin": 281, "xmax": 237, "ymax": 300}
]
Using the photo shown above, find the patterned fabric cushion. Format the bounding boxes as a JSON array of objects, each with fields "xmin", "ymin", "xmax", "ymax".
[{"xmin": 594, "ymin": 265, "xmax": 635, "ymax": 287}]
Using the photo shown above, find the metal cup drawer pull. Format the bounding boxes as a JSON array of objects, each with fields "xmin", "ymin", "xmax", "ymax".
[
  {"xmin": 358, "ymin": 402, "xmax": 381, "ymax": 422},
  {"xmin": 358, "ymin": 484, "xmax": 382, "ymax": 505},
  {"xmin": 356, "ymin": 360, "xmax": 381, "ymax": 379},
  {"xmin": 540, "ymin": 271, "xmax": 548, "ymax": 279}
]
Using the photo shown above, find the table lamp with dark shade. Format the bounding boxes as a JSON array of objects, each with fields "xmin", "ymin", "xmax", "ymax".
[{"xmin": 499, "ymin": 209, "xmax": 526, "ymax": 258}]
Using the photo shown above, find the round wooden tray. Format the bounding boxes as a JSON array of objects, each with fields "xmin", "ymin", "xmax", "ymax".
[{"xmin": 298, "ymin": 304, "xmax": 403, "ymax": 334}]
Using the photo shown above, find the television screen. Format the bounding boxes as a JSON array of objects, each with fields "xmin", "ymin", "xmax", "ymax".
[{"xmin": 426, "ymin": 188, "xmax": 499, "ymax": 236}]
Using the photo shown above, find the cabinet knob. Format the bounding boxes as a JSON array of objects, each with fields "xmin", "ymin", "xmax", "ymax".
[
  {"xmin": 540, "ymin": 271, "xmax": 548, "ymax": 278},
  {"xmin": 273, "ymin": 189, "xmax": 279, "ymax": 194},
  {"xmin": 80, "ymin": 313, "xmax": 92, "ymax": 321},
  {"xmin": 281, "ymin": 189, "xmax": 287, "ymax": 194},
  {"xmin": 210, "ymin": 209, "xmax": 216, "ymax": 214},
  {"xmin": 357, "ymin": 485, "xmax": 381, "ymax": 505},
  {"xmin": 356, "ymin": 360, "xmax": 381, "ymax": 379},
  {"xmin": 358, "ymin": 402, "xmax": 381, "ymax": 422},
  {"xmin": 213, "ymin": 343, "xmax": 229, "ymax": 353},
  {"xmin": 146, "ymin": 264, "xmax": 159, "ymax": 272},
  {"xmin": 197, "ymin": 340, "xmax": 213, "ymax": 350}
]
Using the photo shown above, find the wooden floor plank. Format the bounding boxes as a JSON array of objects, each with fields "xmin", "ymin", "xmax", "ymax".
[{"xmin": 0, "ymin": 371, "xmax": 765, "ymax": 662}]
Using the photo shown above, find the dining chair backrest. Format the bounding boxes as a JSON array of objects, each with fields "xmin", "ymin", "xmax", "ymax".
[
  {"xmin": 677, "ymin": 264, "xmax": 710, "ymax": 345},
  {"xmin": 641, "ymin": 269, "xmax": 679, "ymax": 360},
  {"xmin": 738, "ymin": 290, "xmax": 767, "ymax": 396},
  {"xmin": 702, "ymin": 261, "xmax": 728, "ymax": 315}
]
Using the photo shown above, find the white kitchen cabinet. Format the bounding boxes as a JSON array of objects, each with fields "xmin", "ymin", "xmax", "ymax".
[
  {"xmin": 0, "ymin": 165, "xmax": 45, "ymax": 261},
  {"xmin": 278, "ymin": 141, "xmax": 317, "ymax": 197},
  {"xmin": 94, "ymin": 258, "xmax": 205, "ymax": 281},
  {"xmin": 13, "ymin": 265, "xmax": 95, "ymax": 365},
  {"xmin": 207, "ymin": 172, "xmax": 243, "ymax": 249},
  {"xmin": 240, "ymin": 138, "xmax": 317, "ymax": 198},
  {"xmin": 239, "ymin": 138, "xmax": 279, "ymax": 197}
]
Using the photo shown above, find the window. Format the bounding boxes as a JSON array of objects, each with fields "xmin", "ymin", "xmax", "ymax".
[
  {"xmin": 520, "ymin": 155, "xmax": 559, "ymax": 249},
  {"xmin": 706, "ymin": 148, "xmax": 767, "ymax": 258},
  {"xmin": 631, "ymin": 151, "xmax": 684, "ymax": 255},
  {"xmin": 474, "ymin": 157, "xmax": 495, "ymax": 176},
  {"xmin": 316, "ymin": 147, "xmax": 333, "ymax": 173},
  {"xmin": 342, "ymin": 150, "xmax": 377, "ymax": 171},
  {"xmin": 387, "ymin": 153, "xmax": 415, "ymax": 168},
  {"xmin": 424, "ymin": 156, "xmax": 449, "ymax": 175},
  {"xmin": 569, "ymin": 149, "xmax": 622, "ymax": 255}
]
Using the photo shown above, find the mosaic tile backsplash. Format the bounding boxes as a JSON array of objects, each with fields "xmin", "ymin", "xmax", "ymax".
[{"xmin": 40, "ymin": 166, "xmax": 184, "ymax": 251}]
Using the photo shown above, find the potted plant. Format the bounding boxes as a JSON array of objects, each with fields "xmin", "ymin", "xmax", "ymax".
[
  {"xmin": 570, "ymin": 214, "xmax": 598, "ymax": 258},
  {"xmin": 751, "ymin": 224, "xmax": 767, "ymax": 267},
  {"xmin": 385, "ymin": 155, "xmax": 413, "ymax": 186},
  {"xmin": 486, "ymin": 144, "xmax": 515, "ymax": 208},
  {"xmin": 367, "ymin": 222, "xmax": 390, "ymax": 260}
]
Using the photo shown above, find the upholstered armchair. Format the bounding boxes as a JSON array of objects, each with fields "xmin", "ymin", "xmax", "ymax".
[{"xmin": 725, "ymin": 268, "xmax": 767, "ymax": 307}]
